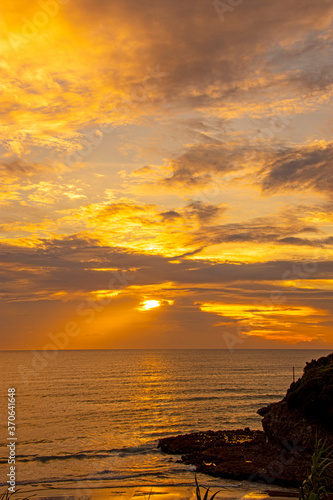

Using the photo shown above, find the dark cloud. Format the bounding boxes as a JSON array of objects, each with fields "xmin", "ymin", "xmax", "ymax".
[
  {"xmin": 192, "ymin": 215, "xmax": 324, "ymax": 247},
  {"xmin": 1, "ymin": 235, "xmax": 332, "ymax": 300},
  {"xmin": 1, "ymin": 233, "xmax": 332, "ymax": 348},
  {"xmin": 171, "ymin": 247, "xmax": 204, "ymax": 259},
  {"xmin": 1, "ymin": 157, "xmax": 38, "ymax": 177},
  {"xmin": 160, "ymin": 210, "xmax": 181, "ymax": 221},
  {"xmin": 69, "ymin": 0, "xmax": 333, "ymax": 114},
  {"xmin": 186, "ymin": 201, "xmax": 225, "ymax": 222},
  {"xmin": 266, "ymin": 31, "xmax": 333, "ymax": 93},
  {"xmin": 163, "ymin": 143, "xmax": 246, "ymax": 187},
  {"xmin": 277, "ymin": 236, "xmax": 333, "ymax": 246},
  {"xmin": 261, "ymin": 143, "xmax": 333, "ymax": 194}
]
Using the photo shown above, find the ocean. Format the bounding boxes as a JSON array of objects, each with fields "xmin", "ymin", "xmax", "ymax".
[{"xmin": 0, "ymin": 349, "xmax": 331, "ymax": 496}]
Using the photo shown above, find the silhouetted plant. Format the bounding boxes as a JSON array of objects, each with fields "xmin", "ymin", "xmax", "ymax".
[
  {"xmin": 299, "ymin": 437, "xmax": 333, "ymax": 500},
  {"xmin": 0, "ymin": 488, "xmax": 36, "ymax": 500},
  {"xmin": 195, "ymin": 474, "xmax": 221, "ymax": 500}
]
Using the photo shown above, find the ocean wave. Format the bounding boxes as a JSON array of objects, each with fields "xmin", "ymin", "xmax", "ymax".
[
  {"xmin": 0, "ymin": 471, "xmax": 170, "ymax": 488},
  {"xmin": 0, "ymin": 476, "xmax": 243, "ymax": 489},
  {"xmin": 0, "ymin": 443, "xmax": 156, "ymax": 465},
  {"xmin": 186, "ymin": 396, "xmax": 220, "ymax": 401}
]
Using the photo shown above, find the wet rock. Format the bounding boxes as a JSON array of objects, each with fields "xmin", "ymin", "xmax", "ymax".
[{"xmin": 159, "ymin": 428, "xmax": 311, "ymax": 488}]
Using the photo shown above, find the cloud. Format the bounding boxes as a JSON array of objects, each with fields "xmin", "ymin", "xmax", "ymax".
[
  {"xmin": 1, "ymin": 157, "xmax": 36, "ymax": 176},
  {"xmin": 192, "ymin": 212, "xmax": 325, "ymax": 247},
  {"xmin": 160, "ymin": 210, "xmax": 181, "ymax": 221},
  {"xmin": 261, "ymin": 142, "xmax": 333, "ymax": 195},
  {"xmin": 1, "ymin": 234, "xmax": 333, "ymax": 296},
  {"xmin": 2, "ymin": 0, "xmax": 333, "ymax": 348},
  {"xmin": 277, "ymin": 236, "xmax": 333, "ymax": 246},
  {"xmin": 1, "ymin": 234, "xmax": 333, "ymax": 348},
  {"xmin": 2, "ymin": 0, "xmax": 333, "ymax": 159},
  {"xmin": 162, "ymin": 143, "xmax": 246, "ymax": 188},
  {"xmin": 185, "ymin": 201, "xmax": 226, "ymax": 222},
  {"xmin": 0, "ymin": 154, "xmax": 62, "ymax": 179}
]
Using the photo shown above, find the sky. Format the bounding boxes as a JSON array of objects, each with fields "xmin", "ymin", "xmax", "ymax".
[{"xmin": 1, "ymin": 0, "xmax": 333, "ymax": 350}]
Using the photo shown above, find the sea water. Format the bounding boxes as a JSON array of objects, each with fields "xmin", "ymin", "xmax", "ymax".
[{"xmin": 0, "ymin": 349, "xmax": 331, "ymax": 494}]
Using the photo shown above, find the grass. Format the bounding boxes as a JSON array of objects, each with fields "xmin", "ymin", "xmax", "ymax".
[
  {"xmin": 0, "ymin": 489, "xmax": 35, "ymax": 500},
  {"xmin": 0, "ymin": 492, "xmax": 13, "ymax": 500},
  {"xmin": 299, "ymin": 437, "xmax": 333, "ymax": 500},
  {"xmin": 143, "ymin": 488, "xmax": 153, "ymax": 500},
  {"xmin": 195, "ymin": 474, "xmax": 221, "ymax": 500}
]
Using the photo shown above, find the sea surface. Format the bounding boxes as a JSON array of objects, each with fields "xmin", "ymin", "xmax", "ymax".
[{"xmin": 0, "ymin": 349, "xmax": 331, "ymax": 495}]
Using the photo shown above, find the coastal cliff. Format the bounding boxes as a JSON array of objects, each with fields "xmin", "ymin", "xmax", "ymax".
[
  {"xmin": 258, "ymin": 353, "xmax": 333, "ymax": 450},
  {"xmin": 158, "ymin": 353, "xmax": 333, "ymax": 488}
]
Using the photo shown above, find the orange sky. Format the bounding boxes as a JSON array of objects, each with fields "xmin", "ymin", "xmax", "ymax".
[{"xmin": 1, "ymin": 0, "xmax": 333, "ymax": 349}]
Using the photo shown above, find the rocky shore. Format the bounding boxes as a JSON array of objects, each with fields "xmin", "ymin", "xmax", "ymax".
[{"xmin": 158, "ymin": 353, "xmax": 333, "ymax": 489}]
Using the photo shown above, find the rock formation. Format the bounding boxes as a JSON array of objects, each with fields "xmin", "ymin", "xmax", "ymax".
[
  {"xmin": 258, "ymin": 353, "xmax": 333, "ymax": 450},
  {"xmin": 159, "ymin": 353, "xmax": 333, "ymax": 489}
]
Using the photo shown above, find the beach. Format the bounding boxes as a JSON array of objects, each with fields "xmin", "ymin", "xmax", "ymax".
[{"xmin": 15, "ymin": 483, "xmax": 300, "ymax": 500}]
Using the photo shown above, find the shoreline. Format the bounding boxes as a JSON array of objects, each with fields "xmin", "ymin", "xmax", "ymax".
[{"xmin": 7, "ymin": 484, "xmax": 300, "ymax": 500}]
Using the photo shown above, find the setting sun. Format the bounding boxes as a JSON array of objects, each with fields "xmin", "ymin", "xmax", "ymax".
[{"xmin": 140, "ymin": 300, "xmax": 161, "ymax": 311}]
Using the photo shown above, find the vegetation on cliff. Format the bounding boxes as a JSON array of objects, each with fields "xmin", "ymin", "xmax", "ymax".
[
  {"xmin": 286, "ymin": 354, "xmax": 333, "ymax": 430},
  {"xmin": 258, "ymin": 353, "xmax": 333, "ymax": 450}
]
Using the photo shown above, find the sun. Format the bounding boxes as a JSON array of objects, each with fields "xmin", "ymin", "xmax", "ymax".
[{"xmin": 140, "ymin": 300, "xmax": 161, "ymax": 311}]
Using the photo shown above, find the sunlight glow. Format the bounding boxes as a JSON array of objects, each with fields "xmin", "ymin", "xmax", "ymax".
[{"xmin": 139, "ymin": 300, "xmax": 161, "ymax": 311}]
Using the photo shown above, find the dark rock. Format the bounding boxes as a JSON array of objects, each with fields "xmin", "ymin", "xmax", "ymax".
[
  {"xmin": 258, "ymin": 353, "xmax": 333, "ymax": 450},
  {"xmin": 159, "ymin": 429, "xmax": 312, "ymax": 488}
]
